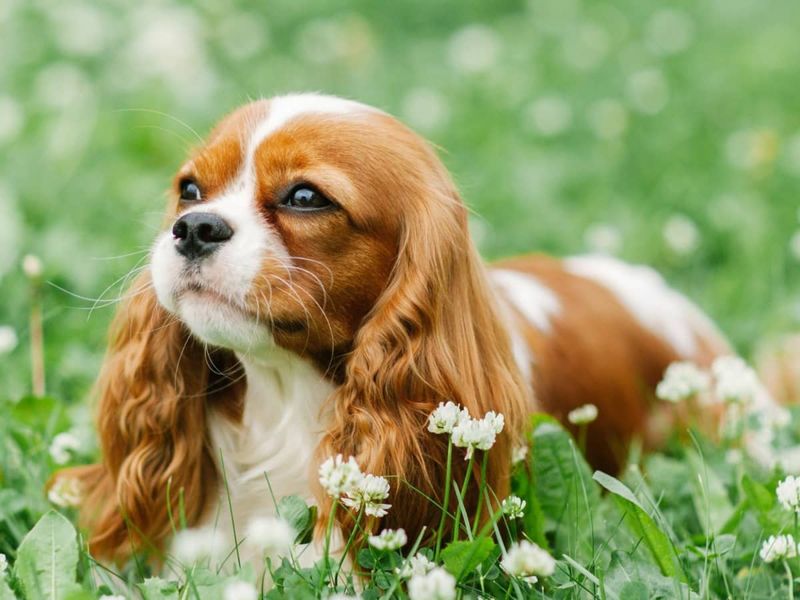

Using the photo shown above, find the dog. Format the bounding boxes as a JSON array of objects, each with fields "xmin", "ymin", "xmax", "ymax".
[{"xmin": 60, "ymin": 93, "xmax": 728, "ymax": 565}]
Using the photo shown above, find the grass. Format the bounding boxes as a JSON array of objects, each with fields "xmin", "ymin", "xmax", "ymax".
[
  {"xmin": 3, "ymin": 388, "xmax": 800, "ymax": 599},
  {"xmin": 2, "ymin": 0, "xmax": 800, "ymax": 597}
]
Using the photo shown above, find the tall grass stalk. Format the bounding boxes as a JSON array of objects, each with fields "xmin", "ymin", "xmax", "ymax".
[
  {"xmin": 435, "ymin": 439, "xmax": 454, "ymax": 559},
  {"xmin": 453, "ymin": 452, "xmax": 475, "ymax": 542},
  {"xmin": 472, "ymin": 451, "xmax": 489, "ymax": 536}
]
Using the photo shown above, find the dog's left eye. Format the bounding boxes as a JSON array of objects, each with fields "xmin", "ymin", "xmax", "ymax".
[
  {"xmin": 179, "ymin": 179, "xmax": 202, "ymax": 202},
  {"xmin": 282, "ymin": 186, "xmax": 332, "ymax": 211}
]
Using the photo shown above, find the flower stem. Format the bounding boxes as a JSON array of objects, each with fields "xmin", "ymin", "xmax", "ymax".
[
  {"xmin": 335, "ymin": 508, "xmax": 363, "ymax": 583},
  {"xmin": 578, "ymin": 425, "xmax": 588, "ymax": 455},
  {"xmin": 28, "ymin": 271, "xmax": 45, "ymax": 396},
  {"xmin": 321, "ymin": 500, "xmax": 339, "ymax": 589},
  {"xmin": 453, "ymin": 452, "xmax": 475, "ymax": 542},
  {"xmin": 435, "ymin": 439, "xmax": 454, "ymax": 560},
  {"xmin": 472, "ymin": 452, "xmax": 489, "ymax": 536},
  {"xmin": 785, "ymin": 559, "xmax": 795, "ymax": 600}
]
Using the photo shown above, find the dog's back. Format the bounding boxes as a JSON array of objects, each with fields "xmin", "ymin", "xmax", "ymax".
[{"xmin": 491, "ymin": 254, "xmax": 729, "ymax": 472}]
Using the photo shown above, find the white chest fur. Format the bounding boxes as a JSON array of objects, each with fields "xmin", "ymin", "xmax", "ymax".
[{"xmin": 201, "ymin": 349, "xmax": 335, "ymax": 565}]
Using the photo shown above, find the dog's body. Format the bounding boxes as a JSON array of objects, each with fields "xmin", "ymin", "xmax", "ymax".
[{"xmin": 62, "ymin": 94, "xmax": 727, "ymax": 564}]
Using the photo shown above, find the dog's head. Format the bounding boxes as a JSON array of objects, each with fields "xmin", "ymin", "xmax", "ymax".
[
  {"xmin": 151, "ymin": 94, "xmax": 456, "ymax": 369},
  {"xmin": 72, "ymin": 94, "xmax": 529, "ymax": 560}
]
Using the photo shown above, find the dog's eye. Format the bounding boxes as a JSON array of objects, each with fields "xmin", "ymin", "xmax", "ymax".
[
  {"xmin": 282, "ymin": 186, "xmax": 332, "ymax": 211},
  {"xmin": 179, "ymin": 179, "xmax": 202, "ymax": 202}
]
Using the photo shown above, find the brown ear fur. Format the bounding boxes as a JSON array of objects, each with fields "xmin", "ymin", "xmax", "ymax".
[
  {"xmin": 55, "ymin": 272, "xmax": 244, "ymax": 561},
  {"xmin": 318, "ymin": 151, "xmax": 530, "ymax": 546}
]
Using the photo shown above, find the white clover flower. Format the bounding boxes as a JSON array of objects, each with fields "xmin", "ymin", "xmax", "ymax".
[
  {"xmin": 342, "ymin": 474, "xmax": 391, "ymax": 517},
  {"xmin": 524, "ymin": 96, "xmax": 572, "ymax": 137},
  {"xmin": 759, "ymin": 534, "xmax": 799, "ymax": 563},
  {"xmin": 483, "ymin": 411, "xmax": 505, "ymax": 435},
  {"xmin": 319, "ymin": 455, "xmax": 364, "ymax": 499},
  {"xmin": 791, "ymin": 231, "xmax": 800, "ymax": 263},
  {"xmin": 22, "ymin": 254, "xmax": 43, "ymax": 278},
  {"xmin": 244, "ymin": 516, "xmax": 295, "ymax": 556},
  {"xmin": 47, "ymin": 477, "xmax": 82, "ymax": 507},
  {"xmin": 656, "ymin": 361, "xmax": 711, "ymax": 403},
  {"xmin": 583, "ymin": 222, "xmax": 623, "ymax": 254},
  {"xmin": 725, "ymin": 448, "xmax": 743, "ymax": 465},
  {"xmin": 401, "ymin": 87, "xmax": 450, "ymax": 133},
  {"xmin": 407, "ymin": 566, "xmax": 457, "ymax": 600},
  {"xmin": 326, "ymin": 594, "xmax": 360, "ymax": 600},
  {"xmin": 428, "ymin": 402, "xmax": 469, "ymax": 435},
  {"xmin": 663, "ymin": 214, "xmax": 700, "ymax": 256},
  {"xmin": 223, "ymin": 580, "xmax": 258, "ymax": 600},
  {"xmin": 49, "ymin": 431, "xmax": 81, "ymax": 465},
  {"xmin": 0, "ymin": 553, "xmax": 7, "ymax": 576},
  {"xmin": 501, "ymin": 540, "xmax": 556, "ymax": 580},
  {"xmin": 99, "ymin": 596, "xmax": 126, "ymax": 600},
  {"xmin": 712, "ymin": 356, "xmax": 760, "ymax": 404},
  {"xmin": 777, "ymin": 476, "xmax": 800, "ymax": 513},
  {"xmin": 511, "ymin": 444, "xmax": 528, "ymax": 465},
  {"xmin": 645, "ymin": 8, "xmax": 694, "ymax": 56},
  {"xmin": 567, "ymin": 404, "xmax": 598, "ymax": 425},
  {"xmin": 501, "ymin": 495, "xmax": 526, "ymax": 520},
  {"xmin": 586, "ymin": 101, "xmax": 628, "ymax": 141},
  {"xmin": 451, "ymin": 411, "xmax": 505, "ymax": 460},
  {"xmin": 171, "ymin": 527, "xmax": 229, "ymax": 565},
  {"xmin": 368, "ymin": 528, "xmax": 407, "ymax": 551},
  {"xmin": 447, "ymin": 25, "xmax": 499, "ymax": 74},
  {"xmin": 396, "ymin": 552, "xmax": 436, "ymax": 579},
  {"xmin": 0, "ymin": 325, "xmax": 17, "ymax": 355},
  {"xmin": 626, "ymin": 68, "xmax": 669, "ymax": 115},
  {"xmin": 451, "ymin": 419, "xmax": 494, "ymax": 460}
]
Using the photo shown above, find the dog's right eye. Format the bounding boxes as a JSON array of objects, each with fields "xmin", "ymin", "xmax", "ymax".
[{"xmin": 179, "ymin": 179, "xmax": 202, "ymax": 202}]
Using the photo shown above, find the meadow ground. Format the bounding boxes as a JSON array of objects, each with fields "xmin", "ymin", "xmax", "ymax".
[{"xmin": 2, "ymin": 0, "xmax": 800, "ymax": 598}]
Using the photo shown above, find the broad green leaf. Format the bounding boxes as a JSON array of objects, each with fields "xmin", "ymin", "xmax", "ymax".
[
  {"xmin": 593, "ymin": 472, "xmax": 682, "ymax": 580},
  {"xmin": 189, "ymin": 567, "xmax": 256, "ymax": 600},
  {"xmin": 603, "ymin": 552, "xmax": 699, "ymax": 600},
  {"xmin": 531, "ymin": 420, "xmax": 598, "ymax": 561},
  {"xmin": 138, "ymin": 577, "xmax": 180, "ymax": 599},
  {"xmin": 8, "ymin": 396, "xmax": 70, "ymax": 434},
  {"xmin": 276, "ymin": 496, "xmax": 315, "ymax": 545},
  {"xmin": 741, "ymin": 474, "xmax": 774, "ymax": 512},
  {"xmin": 13, "ymin": 510, "xmax": 81, "ymax": 600},
  {"xmin": 0, "ymin": 577, "xmax": 15, "ymax": 600},
  {"xmin": 441, "ymin": 537, "xmax": 495, "ymax": 579},
  {"xmin": 619, "ymin": 581, "xmax": 649, "ymax": 600},
  {"xmin": 685, "ymin": 449, "xmax": 733, "ymax": 535}
]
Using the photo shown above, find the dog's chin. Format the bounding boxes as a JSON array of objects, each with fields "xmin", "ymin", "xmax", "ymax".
[{"xmin": 175, "ymin": 290, "xmax": 273, "ymax": 355}]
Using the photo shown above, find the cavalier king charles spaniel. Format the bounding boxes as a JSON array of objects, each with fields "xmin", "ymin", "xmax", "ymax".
[{"xmin": 61, "ymin": 93, "xmax": 729, "ymax": 565}]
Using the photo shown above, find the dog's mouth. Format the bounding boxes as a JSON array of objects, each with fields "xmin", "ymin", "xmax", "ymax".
[{"xmin": 177, "ymin": 282, "xmax": 306, "ymax": 334}]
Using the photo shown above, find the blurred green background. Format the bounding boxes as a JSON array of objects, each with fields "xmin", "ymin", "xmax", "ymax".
[{"xmin": 1, "ymin": 0, "xmax": 799, "ymax": 403}]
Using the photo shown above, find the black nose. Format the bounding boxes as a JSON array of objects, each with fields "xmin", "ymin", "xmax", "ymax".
[{"xmin": 172, "ymin": 212, "xmax": 234, "ymax": 260}]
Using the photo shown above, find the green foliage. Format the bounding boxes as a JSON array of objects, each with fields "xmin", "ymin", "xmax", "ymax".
[
  {"xmin": 2, "ymin": 0, "xmax": 799, "ymax": 402},
  {"xmin": 276, "ymin": 496, "xmax": 315, "ymax": 545},
  {"xmin": 13, "ymin": 511, "xmax": 81, "ymax": 600},
  {"xmin": 593, "ymin": 472, "xmax": 682, "ymax": 579},
  {"xmin": 531, "ymin": 420, "xmax": 599, "ymax": 562},
  {"xmin": 3, "ymin": 408, "xmax": 800, "ymax": 598},
  {"xmin": 440, "ymin": 537, "xmax": 495, "ymax": 579},
  {"xmin": 2, "ymin": 1, "xmax": 800, "ymax": 597},
  {"xmin": 138, "ymin": 577, "xmax": 180, "ymax": 600}
]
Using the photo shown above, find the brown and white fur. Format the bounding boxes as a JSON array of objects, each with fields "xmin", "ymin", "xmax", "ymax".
[{"xmin": 59, "ymin": 93, "xmax": 729, "ymax": 566}]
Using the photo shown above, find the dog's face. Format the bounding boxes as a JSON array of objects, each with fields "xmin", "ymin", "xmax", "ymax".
[{"xmin": 151, "ymin": 94, "xmax": 443, "ymax": 365}]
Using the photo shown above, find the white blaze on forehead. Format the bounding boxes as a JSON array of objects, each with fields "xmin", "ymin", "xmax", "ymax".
[
  {"xmin": 491, "ymin": 269, "xmax": 561, "ymax": 334},
  {"xmin": 564, "ymin": 254, "xmax": 720, "ymax": 358},
  {"xmin": 246, "ymin": 93, "xmax": 374, "ymax": 159}
]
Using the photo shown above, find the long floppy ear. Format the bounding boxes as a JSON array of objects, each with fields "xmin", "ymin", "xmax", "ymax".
[
  {"xmin": 319, "ymin": 157, "xmax": 530, "ymax": 545},
  {"xmin": 55, "ymin": 271, "xmax": 244, "ymax": 561}
]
